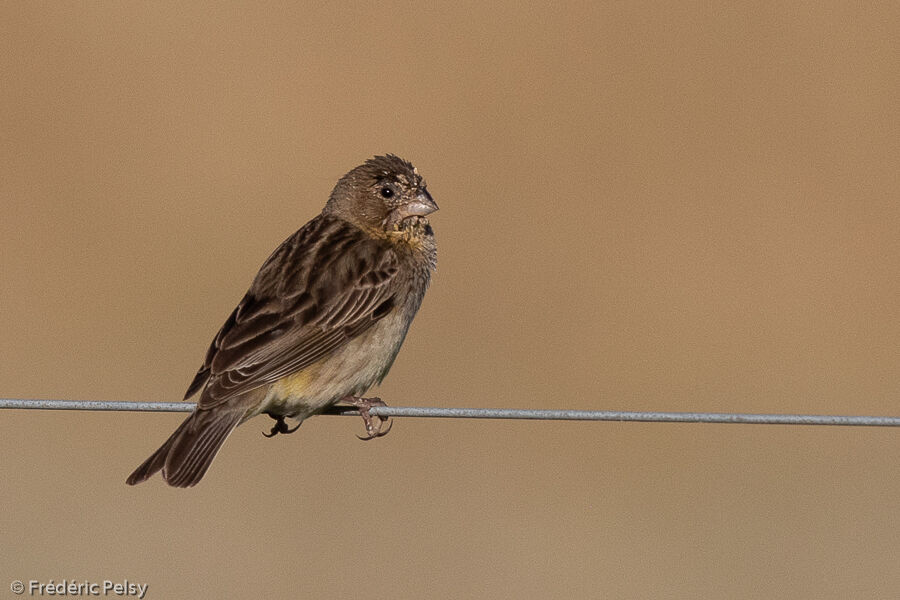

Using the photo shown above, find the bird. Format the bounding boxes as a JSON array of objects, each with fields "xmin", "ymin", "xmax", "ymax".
[{"xmin": 126, "ymin": 154, "xmax": 437, "ymax": 487}]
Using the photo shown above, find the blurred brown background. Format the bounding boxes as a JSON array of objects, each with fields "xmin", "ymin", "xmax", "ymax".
[{"xmin": 1, "ymin": 3, "xmax": 898, "ymax": 598}]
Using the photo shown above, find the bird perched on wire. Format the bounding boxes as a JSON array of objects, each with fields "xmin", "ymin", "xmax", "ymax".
[{"xmin": 127, "ymin": 154, "xmax": 438, "ymax": 487}]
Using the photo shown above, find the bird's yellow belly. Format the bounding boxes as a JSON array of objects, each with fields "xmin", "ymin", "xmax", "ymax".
[{"xmin": 257, "ymin": 310, "xmax": 409, "ymax": 421}]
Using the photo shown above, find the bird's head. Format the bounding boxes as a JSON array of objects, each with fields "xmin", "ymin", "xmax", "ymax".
[{"xmin": 325, "ymin": 154, "xmax": 438, "ymax": 234}]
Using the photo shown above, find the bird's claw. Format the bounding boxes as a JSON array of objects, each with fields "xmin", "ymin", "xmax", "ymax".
[
  {"xmin": 341, "ymin": 396, "xmax": 393, "ymax": 441},
  {"xmin": 357, "ymin": 417, "xmax": 392, "ymax": 441},
  {"xmin": 263, "ymin": 413, "xmax": 301, "ymax": 438}
]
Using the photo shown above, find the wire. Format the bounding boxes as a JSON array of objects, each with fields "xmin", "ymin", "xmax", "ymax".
[
  {"xmin": 0, "ymin": 399, "xmax": 194, "ymax": 412},
  {"xmin": 1, "ymin": 398, "xmax": 898, "ymax": 427}
]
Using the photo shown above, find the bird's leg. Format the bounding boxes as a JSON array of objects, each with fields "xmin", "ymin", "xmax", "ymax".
[
  {"xmin": 338, "ymin": 396, "xmax": 393, "ymax": 441},
  {"xmin": 263, "ymin": 412, "xmax": 302, "ymax": 438}
]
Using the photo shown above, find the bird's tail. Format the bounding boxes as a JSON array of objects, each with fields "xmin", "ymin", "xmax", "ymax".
[{"xmin": 126, "ymin": 408, "xmax": 244, "ymax": 488}]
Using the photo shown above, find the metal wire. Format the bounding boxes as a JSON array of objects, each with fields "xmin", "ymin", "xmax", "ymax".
[
  {"xmin": 1, "ymin": 398, "xmax": 899, "ymax": 427},
  {"xmin": 0, "ymin": 399, "xmax": 194, "ymax": 412}
]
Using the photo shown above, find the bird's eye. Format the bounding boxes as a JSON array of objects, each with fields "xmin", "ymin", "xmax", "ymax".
[{"xmin": 380, "ymin": 187, "xmax": 394, "ymax": 198}]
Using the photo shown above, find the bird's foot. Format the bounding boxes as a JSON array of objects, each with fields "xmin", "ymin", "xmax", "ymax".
[
  {"xmin": 263, "ymin": 413, "xmax": 302, "ymax": 438},
  {"xmin": 340, "ymin": 396, "xmax": 393, "ymax": 441}
]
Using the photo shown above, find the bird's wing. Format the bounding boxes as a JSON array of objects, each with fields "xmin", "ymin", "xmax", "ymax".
[{"xmin": 185, "ymin": 216, "xmax": 401, "ymax": 409}]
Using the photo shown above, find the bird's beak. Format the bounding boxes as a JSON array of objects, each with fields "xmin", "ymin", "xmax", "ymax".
[{"xmin": 398, "ymin": 190, "xmax": 439, "ymax": 218}]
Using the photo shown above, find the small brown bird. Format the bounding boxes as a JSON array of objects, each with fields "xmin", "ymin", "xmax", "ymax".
[{"xmin": 127, "ymin": 155, "xmax": 437, "ymax": 487}]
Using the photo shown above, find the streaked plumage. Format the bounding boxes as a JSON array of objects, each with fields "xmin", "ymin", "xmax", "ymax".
[{"xmin": 127, "ymin": 155, "xmax": 437, "ymax": 487}]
